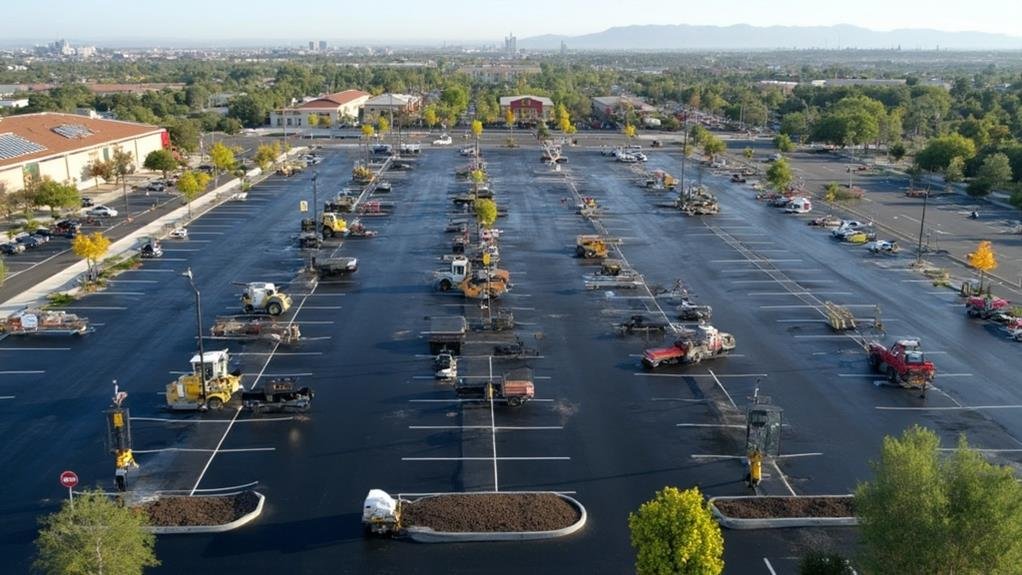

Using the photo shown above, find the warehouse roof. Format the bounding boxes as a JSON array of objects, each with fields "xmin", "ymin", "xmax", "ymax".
[
  {"xmin": 296, "ymin": 89, "xmax": 371, "ymax": 110},
  {"xmin": 0, "ymin": 112, "xmax": 163, "ymax": 169}
]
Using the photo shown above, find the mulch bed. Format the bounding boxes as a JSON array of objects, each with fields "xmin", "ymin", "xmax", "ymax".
[
  {"xmin": 137, "ymin": 491, "xmax": 260, "ymax": 526},
  {"xmin": 714, "ymin": 496, "xmax": 855, "ymax": 519},
  {"xmin": 401, "ymin": 493, "xmax": 580, "ymax": 532}
]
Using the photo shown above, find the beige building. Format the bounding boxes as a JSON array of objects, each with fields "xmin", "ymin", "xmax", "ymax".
[
  {"xmin": 270, "ymin": 89, "xmax": 370, "ymax": 128},
  {"xmin": 0, "ymin": 112, "xmax": 167, "ymax": 192},
  {"xmin": 363, "ymin": 93, "xmax": 422, "ymax": 121}
]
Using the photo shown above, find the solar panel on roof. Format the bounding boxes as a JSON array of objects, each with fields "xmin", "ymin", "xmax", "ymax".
[
  {"xmin": 52, "ymin": 123, "xmax": 94, "ymax": 139},
  {"xmin": 0, "ymin": 132, "xmax": 46, "ymax": 160}
]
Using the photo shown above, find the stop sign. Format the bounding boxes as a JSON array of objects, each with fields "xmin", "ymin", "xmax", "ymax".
[{"xmin": 59, "ymin": 471, "xmax": 79, "ymax": 489}]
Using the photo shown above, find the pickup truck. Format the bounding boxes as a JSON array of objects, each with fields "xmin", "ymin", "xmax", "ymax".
[
  {"xmin": 642, "ymin": 325, "xmax": 736, "ymax": 369},
  {"xmin": 867, "ymin": 339, "xmax": 936, "ymax": 388}
]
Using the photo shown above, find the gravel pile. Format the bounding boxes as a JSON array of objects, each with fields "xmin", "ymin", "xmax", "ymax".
[
  {"xmin": 402, "ymin": 493, "xmax": 580, "ymax": 532},
  {"xmin": 138, "ymin": 491, "xmax": 260, "ymax": 526},
  {"xmin": 714, "ymin": 496, "xmax": 855, "ymax": 519}
]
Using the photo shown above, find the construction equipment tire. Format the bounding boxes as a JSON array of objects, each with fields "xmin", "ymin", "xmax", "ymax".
[
  {"xmin": 267, "ymin": 302, "xmax": 283, "ymax": 316},
  {"xmin": 206, "ymin": 397, "xmax": 224, "ymax": 410}
]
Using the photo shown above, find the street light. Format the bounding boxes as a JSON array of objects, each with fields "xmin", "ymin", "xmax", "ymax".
[
  {"xmin": 181, "ymin": 268, "xmax": 206, "ymax": 403},
  {"xmin": 916, "ymin": 188, "xmax": 929, "ymax": 265},
  {"xmin": 312, "ymin": 170, "xmax": 319, "ymax": 247}
]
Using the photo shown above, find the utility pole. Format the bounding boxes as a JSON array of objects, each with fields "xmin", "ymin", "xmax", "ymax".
[
  {"xmin": 680, "ymin": 113, "xmax": 688, "ymax": 201},
  {"xmin": 915, "ymin": 188, "xmax": 929, "ymax": 265},
  {"xmin": 312, "ymin": 170, "xmax": 319, "ymax": 248},
  {"xmin": 182, "ymin": 268, "xmax": 206, "ymax": 403}
]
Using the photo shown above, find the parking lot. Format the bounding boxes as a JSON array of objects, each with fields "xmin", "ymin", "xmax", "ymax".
[{"xmin": 2, "ymin": 143, "xmax": 1022, "ymax": 573}]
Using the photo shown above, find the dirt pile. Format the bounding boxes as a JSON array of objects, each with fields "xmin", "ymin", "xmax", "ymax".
[
  {"xmin": 138, "ymin": 491, "xmax": 260, "ymax": 526},
  {"xmin": 402, "ymin": 493, "xmax": 580, "ymax": 532},
  {"xmin": 714, "ymin": 496, "xmax": 855, "ymax": 519}
]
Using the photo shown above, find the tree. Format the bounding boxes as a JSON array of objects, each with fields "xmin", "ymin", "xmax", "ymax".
[
  {"xmin": 471, "ymin": 119, "xmax": 483, "ymax": 138},
  {"xmin": 977, "ymin": 152, "xmax": 1013, "ymax": 191},
  {"xmin": 628, "ymin": 486, "xmax": 724, "ymax": 575},
  {"xmin": 0, "ymin": 257, "xmax": 7, "ymax": 287},
  {"xmin": 888, "ymin": 142, "xmax": 907, "ymax": 162},
  {"xmin": 773, "ymin": 134, "xmax": 795, "ymax": 153},
  {"xmin": 176, "ymin": 171, "xmax": 210, "ymax": 219},
  {"xmin": 111, "ymin": 149, "xmax": 135, "ymax": 190},
  {"xmin": 856, "ymin": 425, "xmax": 1022, "ymax": 575},
  {"xmin": 689, "ymin": 124, "xmax": 709, "ymax": 145},
  {"xmin": 623, "ymin": 123, "xmax": 637, "ymax": 139},
  {"xmin": 34, "ymin": 489, "xmax": 159, "ymax": 575},
  {"xmin": 143, "ymin": 149, "xmax": 178, "ymax": 179},
  {"xmin": 33, "ymin": 179, "xmax": 80, "ymax": 214},
  {"xmin": 253, "ymin": 143, "xmax": 281, "ymax": 171},
  {"xmin": 423, "ymin": 106, "xmax": 439, "ymax": 131},
  {"xmin": 968, "ymin": 240, "xmax": 998, "ymax": 291},
  {"xmin": 209, "ymin": 142, "xmax": 236, "ymax": 180},
  {"xmin": 361, "ymin": 124, "xmax": 376, "ymax": 139},
  {"xmin": 218, "ymin": 117, "xmax": 243, "ymax": 135},
  {"xmin": 84, "ymin": 160, "xmax": 114, "ymax": 190},
  {"xmin": 72, "ymin": 232, "xmax": 111, "ymax": 284},
  {"xmin": 799, "ymin": 551, "xmax": 855, "ymax": 575},
  {"xmin": 307, "ymin": 114, "xmax": 320, "ymax": 128},
  {"xmin": 915, "ymin": 133, "xmax": 976, "ymax": 173},
  {"xmin": 702, "ymin": 135, "xmax": 726, "ymax": 163},
  {"xmin": 474, "ymin": 198, "xmax": 497, "ymax": 227},
  {"xmin": 504, "ymin": 108, "xmax": 515, "ymax": 129},
  {"xmin": 766, "ymin": 157, "xmax": 793, "ymax": 192},
  {"xmin": 165, "ymin": 119, "xmax": 201, "ymax": 153},
  {"xmin": 377, "ymin": 116, "xmax": 390, "ymax": 136}
]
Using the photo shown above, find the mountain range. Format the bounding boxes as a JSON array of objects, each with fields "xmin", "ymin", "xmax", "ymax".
[{"xmin": 519, "ymin": 24, "xmax": 1022, "ymax": 51}]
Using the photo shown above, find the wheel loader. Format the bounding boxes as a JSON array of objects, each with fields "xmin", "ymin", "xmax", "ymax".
[
  {"xmin": 165, "ymin": 349, "xmax": 242, "ymax": 410},
  {"xmin": 575, "ymin": 234, "xmax": 609, "ymax": 259}
]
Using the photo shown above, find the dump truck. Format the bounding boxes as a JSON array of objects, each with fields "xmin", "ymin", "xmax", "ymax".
[
  {"xmin": 434, "ymin": 255, "xmax": 510, "ymax": 299},
  {"xmin": 966, "ymin": 295, "xmax": 1010, "ymax": 319},
  {"xmin": 434, "ymin": 352, "xmax": 458, "ymax": 381},
  {"xmin": 241, "ymin": 377, "xmax": 313, "ymax": 413},
  {"xmin": 642, "ymin": 324, "xmax": 736, "ymax": 369},
  {"xmin": 427, "ymin": 316, "xmax": 468, "ymax": 354},
  {"xmin": 867, "ymin": 338, "xmax": 936, "ymax": 388},
  {"xmin": 165, "ymin": 349, "xmax": 242, "ymax": 410},
  {"xmin": 1, "ymin": 309, "xmax": 91, "ymax": 336},
  {"xmin": 211, "ymin": 316, "xmax": 301, "ymax": 344},
  {"xmin": 576, "ymin": 234, "xmax": 609, "ymax": 259},
  {"xmin": 241, "ymin": 282, "xmax": 293, "ymax": 316},
  {"xmin": 455, "ymin": 368, "xmax": 536, "ymax": 407},
  {"xmin": 313, "ymin": 256, "xmax": 358, "ymax": 278}
]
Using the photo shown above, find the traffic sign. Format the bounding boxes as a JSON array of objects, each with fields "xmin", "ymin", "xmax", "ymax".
[{"xmin": 59, "ymin": 470, "xmax": 79, "ymax": 489}]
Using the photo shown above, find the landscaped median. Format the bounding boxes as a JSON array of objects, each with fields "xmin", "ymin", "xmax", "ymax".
[
  {"xmin": 132, "ymin": 490, "xmax": 265, "ymax": 534},
  {"xmin": 708, "ymin": 495, "xmax": 857, "ymax": 530}
]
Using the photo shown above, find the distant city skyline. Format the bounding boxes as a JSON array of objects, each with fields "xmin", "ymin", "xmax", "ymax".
[{"xmin": 2, "ymin": 0, "xmax": 1021, "ymax": 44}]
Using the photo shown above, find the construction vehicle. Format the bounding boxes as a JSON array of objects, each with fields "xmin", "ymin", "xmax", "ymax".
[
  {"xmin": 493, "ymin": 337, "xmax": 539, "ymax": 358},
  {"xmin": 427, "ymin": 316, "xmax": 468, "ymax": 354},
  {"xmin": 867, "ymin": 339, "xmax": 936, "ymax": 389},
  {"xmin": 576, "ymin": 235, "xmax": 609, "ymax": 259},
  {"xmin": 211, "ymin": 316, "xmax": 301, "ymax": 344},
  {"xmin": 346, "ymin": 219, "xmax": 377, "ymax": 238},
  {"xmin": 352, "ymin": 165, "xmax": 374, "ymax": 183},
  {"xmin": 241, "ymin": 282, "xmax": 293, "ymax": 316},
  {"xmin": 139, "ymin": 239, "xmax": 163, "ymax": 258},
  {"xmin": 434, "ymin": 255, "xmax": 510, "ymax": 298},
  {"xmin": 276, "ymin": 163, "xmax": 302, "ymax": 177},
  {"xmin": 617, "ymin": 314, "xmax": 671, "ymax": 336},
  {"xmin": 677, "ymin": 188, "xmax": 720, "ymax": 215},
  {"xmin": 363, "ymin": 489, "xmax": 402, "ymax": 535},
  {"xmin": 966, "ymin": 295, "xmax": 1010, "ymax": 319},
  {"xmin": 455, "ymin": 368, "xmax": 536, "ymax": 407},
  {"xmin": 434, "ymin": 352, "xmax": 458, "ymax": 381},
  {"xmin": 301, "ymin": 213, "xmax": 348, "ymax": 238},
  {"xmin": 106, "ymin": 385, "xmax": 137, "ymax": 492},
  {"xmin": 584, "ymin": 268, "xmax": 643, "ymax": 290},
  {"xmin": 165, "ymin": 349, "xmax": 242, "ymax": 410},
  {"xmin": 241, "ymin": 378, "xmax": 313, "ymax": 413},
  {"xmin": 642, "ymin": 324, "xmax": 736, "ymax": 369},
  {"xmin": 824, "ymin": 302, "xmax": 856, "ymax": 331},
  {"xmin": 313, "ymin": 256, "xmax": 358, "ymax": 278},
  {"xmin": 325, "ymin": 193, "xmax": 357, "ymax": 213},
  {"xmin": 480, "ymin": 309, "xmax": 515, "ymax": 332},
  {"xmin": 676, "ymin": 300, "xmax": 713, "ymax": 321},
  {"xmin": 1, "ymin": 309, "xmax": 91, "ymax": 336},
  {"xmin": 577, "ymin": 197, "xmax": 599, "ymax": 218}
]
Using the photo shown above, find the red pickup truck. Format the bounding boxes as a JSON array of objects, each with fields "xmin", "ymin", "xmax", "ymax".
[
  {"xmin": 642, "ymin": 325, "xmax": 736, "ymax": 369},
  {"xmin": 867, "ymin": 339, "xmax": 936, "ymax": 388}
]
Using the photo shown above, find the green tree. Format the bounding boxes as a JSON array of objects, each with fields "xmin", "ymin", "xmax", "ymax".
[
  {"xmin": 84, "ymin": 159, "xmax": 114, "ymax": 190},
  {"xmin": 176, "ymin": 171, "xmax": 210, "ymax": 219},
  {"xmin": 33, "ymin": 179, "xmax": 80, "ymax": 214},
  {"xmin": 702, "ymin": 135, "xmax": 726, "ymax": 163},
  {"xmin": 945, "ymin": 156, "xmax": 966, "ymax": 183},
  {"xmin": 889, "ymin": 142, "xmax": 907, "ymax": 162},
  {"xmin": 799, "ymin": 551, "xmax": 855, "ymax": 575},
  {"xmin": 377, "ymin": 116, "xmax": 390, "ymax": 135},
  {"xmin": 217, "ymin": 117, "xmax": 243, "ymax": 135},
  {"xmin": 767, "ymin": 157, "xmax": 793, "ymax": 192},
  {"xmin": 628, "ymin": 486, "xmax": 724, "ymax": 575},
  {"xmin": 228, "ymin": 94, "xmax": 269, "ymax": 128},
  {"xmin": 209, "ymin": 142, "xmax": 236, "ymax": 179},
  {"xmin": 915, "ymin": 133, "xmax": 976, "ymax": 173},
  {"xmin": 977, "ymin": 152, "xmax": 1013, "ymax": 191},
  {"xmin": 143, "ymin": 149, "xmax": 178, "ymax": 179},
  {"xmin": 111, "ymin": 148, "xmax": 135, "ymax": 199},
  {"xmin": 856, "ymin": 425, "xmax": 1022, "ymax": 575},
  {"xmin": 165, "ymin": 119, "xmax": 201, "ymax": 153},
  {"xmin": 34, "ymin": 489, "xmax": 159, "ymax": 575},
  {"xmin": 689, "ymin": 124, "xmax": 709, "ymax": 145},
  {"xmin": 253, "ymin": 143, "xmax": 281, "ymax": 171},
  {"xmin": 474, "ymin": 198, "xmax": 497, "ymax": 227},
  {"xmin": 773, "ymin": 133, "xmax": 795, "ymax": 153}
]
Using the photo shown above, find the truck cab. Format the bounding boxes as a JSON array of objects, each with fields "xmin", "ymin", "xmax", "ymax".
[{"xmin": 868, "ymin": 338, "xmax": 936, "ymax": 387}]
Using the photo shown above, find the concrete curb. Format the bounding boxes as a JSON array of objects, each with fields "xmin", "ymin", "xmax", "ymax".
[
  {"xmin": 401, "ymin": 491, "xmax": 587, "ymax": 543},
  {"xmin": 708, "ymin": 495, "xmax": 857, "ymax": 530},
  {"xmin": 141, "ymin": 491, "xmax": 265, "ymax": 535},
  {"xmin": 0, "ymin": 148, "xmax": 307, "ymax": 317}
]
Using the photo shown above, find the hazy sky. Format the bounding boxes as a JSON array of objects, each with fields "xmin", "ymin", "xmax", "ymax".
[{"xmin": 3, "ymin": 0, "xmax": 1020, "ymax": 42}]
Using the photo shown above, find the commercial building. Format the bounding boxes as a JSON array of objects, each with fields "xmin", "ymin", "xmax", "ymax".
[
  {"xmin": 0, "ymin": 99, "xmax": 30, "ymax": 110},
  {"xmin": 499, "ymin": 95, "xmax": 554, "ymax": 124},
  {"xmin": 269, "ymin": 89, "xmax": 370, "ymax": 128},
  {"xmin": 591, "ymin": 95, "xmax": 657, "ymax": 121},
  {"xmin": 457, "ymin": 64, "xmax": 541, "ymax": 84},
  {"xmin": 362, "ymin": 93, "xmax": 422, "ymax": 120},
  {"xmin": 0, "ymin": 112, "xmax": 167, "ymax": 191}
]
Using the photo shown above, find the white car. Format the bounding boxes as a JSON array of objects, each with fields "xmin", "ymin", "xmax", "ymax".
[
  {"xmin": 831, "ymin": 220, "xmax": 868, "ymax": 237},
  {"xmin": 87, "ymin": 205, "xmax": 119, "ymax": 217},
  {"xmin": 433, "ymin": 135, "xmax": 452, "ymax": 146},
  {"xmin": 866, "ymin": 240, "xmax": 899, "ymax": 254},
  {"xmin": 168, "ymin": 227, "xmax": 188, "ymax": 239}
]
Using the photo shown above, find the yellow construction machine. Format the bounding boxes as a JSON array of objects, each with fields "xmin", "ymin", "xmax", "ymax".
[
  {"xmin": 576, "ymin": 234, "xmax": 609, "ymax": 259},
  {"xmin": 165, "ymin": 349, "xmax": 242, "ymax": 410}
]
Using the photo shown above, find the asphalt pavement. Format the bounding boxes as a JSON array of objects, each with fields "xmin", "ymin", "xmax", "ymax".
[{"xmin": 1, "ymin": 144, "xmax": 1021, "ymax": 574}]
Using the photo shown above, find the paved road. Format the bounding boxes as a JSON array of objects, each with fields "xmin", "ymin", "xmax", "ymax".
[{"xmin": 2, "ymin": 147, "xmax": 1021, "ymax": 574}]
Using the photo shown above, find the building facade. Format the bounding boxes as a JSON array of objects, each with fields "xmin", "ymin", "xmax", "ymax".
[
  {"xmin": 499, "ymin": 95, "xmax": 554, "ymax": 123},
  {"xmin": 591, "ymin": 95, "xmax": 657, "ymax": 122},
  {"xmin": 269, "ymin": 89, "xmax": 370, "ymax": 128},
  {"xmin": 0, "ymin": 112, "xmax": 167, "ymax": 191},
  {"xmin": 362, "ymin": 94, "xmax": 422, "ymax": 121}
]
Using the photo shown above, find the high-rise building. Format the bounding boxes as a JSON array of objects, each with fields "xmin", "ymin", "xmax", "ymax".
[
  {"xmin": 504, "ymin": 33, "xmax": 517, "ymax": 56},
  {"xmin": 308, "ymin": 41, "xmax": 315, "ymax": 51},
  {"xmin": 319, "ymin": 41, "xmax": 327, "ymax": 51}
]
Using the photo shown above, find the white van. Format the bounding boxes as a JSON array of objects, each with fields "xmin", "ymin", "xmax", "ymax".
[{"xmin": 785, "ymin": 197, "xmax": 812, "ymax": 214}]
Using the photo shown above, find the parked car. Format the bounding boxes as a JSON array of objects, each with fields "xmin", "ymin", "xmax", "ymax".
[
  {"xmin": 81, "ymin": 196, "xmax": 95, "ymax": 207},
  {"xmin": 433, "ymin": 135, "xmax": 453, "ymax": 146},
  {"xmin": 87, "ymin": 205, "xmax": 119, "ymax": 217},
  {"xmin": 197, "ymin": 164, "xmax": 215, "ymax": 173},
  {"xmin": 33, "ymin": 227, "xmax": 53, "ymax": 237},
  {"xmin": 784, "ymin": 197, "xmax": 813, "ymax": 214},
  {"xmin": 17, "ymin": 235, "xmax": 44, "ymax": 248},
  {"xmin": 168, "ymin": 227, "xmax": 188, "ymax": 239},
  {"xmin": 0, "ymin": 242, "xmax": 26, "ymax": 255},
  {"xmin": 145, "ymin": 181, "xmax": 166, "ymax": 192}
]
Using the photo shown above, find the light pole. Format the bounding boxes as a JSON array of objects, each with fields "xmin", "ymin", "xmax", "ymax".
[
  {"xmin": 312, "ymin": 170, "xmax": 319, "ymax": 247},
  {"xmin": 181, "ymin": 268, "xmax": 206, "ymax": 403},
  {"xmin": 915, "ymin": 188, "xmax": 929, "ymax": 265}
]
